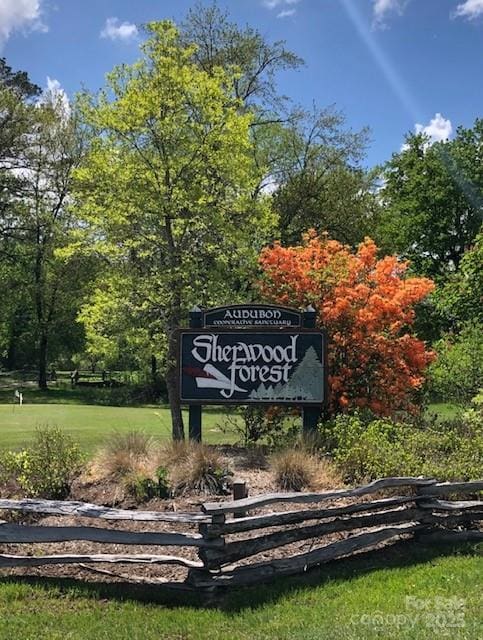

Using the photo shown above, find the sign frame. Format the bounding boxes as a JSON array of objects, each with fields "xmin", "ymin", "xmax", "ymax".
[{"xmin": 177, "ymin": 327, "xmax": 328, "ymax": 407}]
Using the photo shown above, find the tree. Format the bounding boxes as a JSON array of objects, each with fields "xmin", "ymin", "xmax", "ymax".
[
  {"xmin": 259, "ymin": 231, "xmax": 435, "ymax": 415},
  {"xmin": 428, "ymin": 322, "xmax": 483, "ymax": 403},
  {"xmin": 0, "ymin": 57, "xmax": 40, "ymax": 98},
  {"xmin": 180, "ymin": 2, "xmax": 303, "ymax": 112},
  {"xmin": 74, "ymin": 22, "xmax": 271, "ymax": 439},
  {"xmin": 0, "ymin": 58, "xmax": 40, "ymax": 257},
  {"xmin": 377, "ymin": 122, "xmax": 483, "ymax": 279},
  {"xmin": 435, "ymin": 230, "xmax": 483, "ymax": 327},
  {"xmin": 270, "ymin": 106, "xmax": 377, "ymax": 246},
  {"xmin": 180, "ymin": 4, "xmax": 377, "ymax": 246},
  {"xmin": 0, "ymin": 83, "xmax": 88, "ymax": 387}
]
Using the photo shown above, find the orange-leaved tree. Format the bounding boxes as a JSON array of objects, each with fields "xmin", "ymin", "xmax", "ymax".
[{"xmin": 259, "ymin": 231, "xmax": 435, "ymax": 415}]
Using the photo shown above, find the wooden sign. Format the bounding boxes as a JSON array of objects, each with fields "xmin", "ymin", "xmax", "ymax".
[{"xmin": 179, "ymin": 329, "xmax": 326, "ymax": 405}]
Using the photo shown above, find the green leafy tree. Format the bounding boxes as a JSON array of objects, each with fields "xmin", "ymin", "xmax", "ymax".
[
  {"xmin": 435, "ymin": 231, "xmax": 483, "ymax": 326},
  {"xmin": 378, "ymin": 121, "xmax": 483, "ymax": 279},
  {"xmin": 74, "ymin": 22, "xmax": 272, "ymax": 439},
  {"xmin": 0, "ymin": 83, "xmax": 89, "ymax": 386},
  {"xmin": 270, "ymin": 106, "xmax": 376, "ymax": 246},
  {"xmin": 180, "ymin": 2, "xmax": 303, "ymax": 112},
  {"xmin": 0, "ymin": 60, "xmax": 40, "ymax": 367},
  {"xmin": 428, "ymin": 322, "xmax": 483, "ymax": 403}
]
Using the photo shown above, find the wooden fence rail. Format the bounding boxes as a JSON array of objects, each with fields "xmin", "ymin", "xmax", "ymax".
[{"xmin": 0, "ymin": 477, "xmax": 481, "ymax": 591}]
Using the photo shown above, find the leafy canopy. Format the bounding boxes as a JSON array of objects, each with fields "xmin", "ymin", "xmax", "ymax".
[
  {"xmin": 378, "ymin": 121, "xmax": 483, "ymax": 278},
  {"xmin": 74, "ymin": 21, "xmax": 275, "ymax": 437}
]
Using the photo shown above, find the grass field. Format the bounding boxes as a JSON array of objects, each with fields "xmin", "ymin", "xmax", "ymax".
[
  {"xmin": 0, "ymin": 381, "xmax": 463, "ymax": 453},
  {"xmin": 0, "ymin": 404, "xmax": 236, "ymax": 451},
  {"xmin": 0, "ymin": 542, "xmax": 480, "ymax": 640}
]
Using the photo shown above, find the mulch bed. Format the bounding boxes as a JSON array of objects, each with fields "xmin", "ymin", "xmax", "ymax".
[{"xmin": 0, "ymin": 446, "xmax": 415, "ymax": 587}]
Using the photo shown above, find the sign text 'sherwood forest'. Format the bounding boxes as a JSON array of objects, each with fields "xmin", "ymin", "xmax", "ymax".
[{"xmin": 179, "ymin": 329, "xmax": 326, "ymax": 405}]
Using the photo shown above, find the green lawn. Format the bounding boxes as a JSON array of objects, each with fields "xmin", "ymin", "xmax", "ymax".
[
  {"xmin": 0, "ymin": 389, "xmax": 463, "ymax": 453},
  {"xmin": 0, "ymin": 542, "xmax": 480, "ymax": 639},
  {"xmin": 0, "ymin": 404, "xmax": 235, "ymax": 452}
]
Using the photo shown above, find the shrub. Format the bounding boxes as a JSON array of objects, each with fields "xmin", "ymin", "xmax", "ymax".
[
  {"xmin": 170, "ymin": 444, "xmax": 232, "ymax": 496},
  {"xmin": 322, "ymin": 403, "xmax": 483, "ymax": 483},
  {"xmin": 123, "ymin": 466, "xmax": 170, "ymax": 503},
  {"xmin": 0, "ymin": 426, "xmax": 84, "ymax": 499},
  {"xmin": 123, "ymin": 473, "xmax": 159, "ymax": 502},
  {"xmin": 155, "ymin": 465, "xmax": 170, "ymax": 498},
  {"xmin": 123, "ymin": 467, "xmax": 170, "ymax": 502},
  {"xmin": 220, "ymin": 406, "xmax": 296, "ymax": 447},
  {"xmin": 259, "ymin": 232, "xmax": 435, "ymax": 415},
  {"xmin": 271, "ymin": 449, "xmax": 317, "ymax": 491},
  {"xmin": 428, "ymin": 322, "xmax": 483, "ymax": 402},
  {"xmin": 90, "ymin": 430, "xmax": 160, "ymax": 479}
]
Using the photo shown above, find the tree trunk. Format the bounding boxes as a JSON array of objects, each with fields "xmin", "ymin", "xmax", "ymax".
[
  {"xmin": 150, "ymin": 354, "xmax": 158, "ymax": 385},
  {"xmin": 166, "ymin": 328, "xmax": 184, "ymax": 440},
  {"xmin": 38, "ymin": 330, "xmax": 48, "ymax": 391},
  {"xmin": 6, "ymin": 328, "xmax": 17, "ymax": 371}
]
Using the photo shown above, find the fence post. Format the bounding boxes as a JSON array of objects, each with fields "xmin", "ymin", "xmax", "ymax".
[{"xmin": 233, "ymin": 480, "xmax": 248, "ymax": 518}]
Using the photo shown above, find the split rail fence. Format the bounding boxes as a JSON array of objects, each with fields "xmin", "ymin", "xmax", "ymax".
[{"xmin": 0, "ymin": 476, "xmax": 481, "ymax": 591}]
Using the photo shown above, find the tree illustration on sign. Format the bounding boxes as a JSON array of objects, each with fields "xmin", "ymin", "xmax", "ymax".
[{"xmin": 250, "ymin": 346, "xmax": 323, "ymax": 400}]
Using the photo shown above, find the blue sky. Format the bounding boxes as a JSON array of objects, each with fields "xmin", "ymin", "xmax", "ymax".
[{"xmin": 2, "ymin": 0, "xmax": 482, "ymax": 167}]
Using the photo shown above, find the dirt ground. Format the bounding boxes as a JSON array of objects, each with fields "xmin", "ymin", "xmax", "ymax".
[{"xmin": 0, "ymin": 446, "xmax": 424, "ymax": 587}]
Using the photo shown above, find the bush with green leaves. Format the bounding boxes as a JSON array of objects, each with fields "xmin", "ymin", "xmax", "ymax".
[
  {"xmin": 428, "ymin": 322, "xmax": 483, "ymax": 402},
  {"xmin": 123, "ymin": 466, "xmax": 170, "ymax": 503},
  {"xmin": 0, "ymin": 426, "xmax": 84, "ymax": 499},
  {"xmin": 321, "ymin": 400, "xmax": 482, "ymax": 483},
  {"xmin": 221, "ymin": 406, "xmax": 298, "ymax": 447}
]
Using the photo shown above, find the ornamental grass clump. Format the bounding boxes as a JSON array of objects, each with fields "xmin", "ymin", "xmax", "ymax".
[
  {"xmin": 271, "ymin": 449, "xmax": 318, "ymax": 492},
  {"xmin": 169, "ymin": 444, "xmax": 232, "ymax": 496},
  {"xmin": 90, "ymin": 430, "xmax": 161, "ymax": 480},
  {"xmin": 271, "ymin": 448, "xmax": 342, "ymax": 492}
]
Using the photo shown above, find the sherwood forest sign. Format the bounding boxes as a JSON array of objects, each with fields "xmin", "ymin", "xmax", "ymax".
[
  {"xmin": 179, "ymin": 329, "xmax": 325, "ymax": 404},
  {"xmin": 178, "ymin": 305, "xmax": 326, "ymax": 408}
]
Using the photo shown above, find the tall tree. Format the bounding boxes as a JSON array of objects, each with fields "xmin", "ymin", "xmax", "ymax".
[
  {"xmin": 268, "ymin": 106, "xmax": 375, "ymax": 245},
  {"xmin": 0, "ymin": 83, "xmax": 88, "ymax": 387},
  {"xmin": 435, "ymin": 230, "xmax": 483, "ymax": 327},
  {"xmin": 0, "ymin": 60, "xmax": 39, "ymax": 369},
  {"xmin": 180, "ymin": 2, "xmax": 303, "ymax": 113},
  {"xmin": 179, "ymin": 4, "xmax": 376, "ymax": 246},
  {"xmin": 74, "ymin": 22, "xmax": 271, "ymax": 439},
  {"xmin": 377, "ymin": 122, "xmax": 483, "ymax": 279}
]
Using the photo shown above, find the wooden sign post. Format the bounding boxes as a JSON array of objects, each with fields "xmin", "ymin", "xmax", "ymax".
[{"xmin": 188, "ymin": 306, "xmax": 203, "ymax": 442}]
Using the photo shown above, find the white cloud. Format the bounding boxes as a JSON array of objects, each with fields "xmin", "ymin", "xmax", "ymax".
[
  {"xmin": 372, "ymin": 0, "xmax": 408, "ymax": 29},
  {"xmin": 415, "ymin": 113, "xmax": 453, "ymax": 143},
  {"xmin": 43, "ymin": 76, "xmax": 71, "ymax": 118},
  {"xmin": 263, "ymin": 0, "xmax": 300, "ymax": 8},
  {"xmin": 454, "ymin": 0, "xmax": 483, "ymax": 20},
  {"xmin": 402, "ymin": 112, "xmax": 453, "ymax": 150},
  {"xmin": 100, "ymin": 17, "xmax": 138, "ymax": 42},
  {"xmin": 263, "ymin": 0, "xmax": 301, "ymax": 17},
  {"xmin": 277, "ymin": 9, "xmax": 296, "ymax": 18},
  {"xmin": 0, "ymin": 0, "xmax": 47, "ymax": 51}
]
